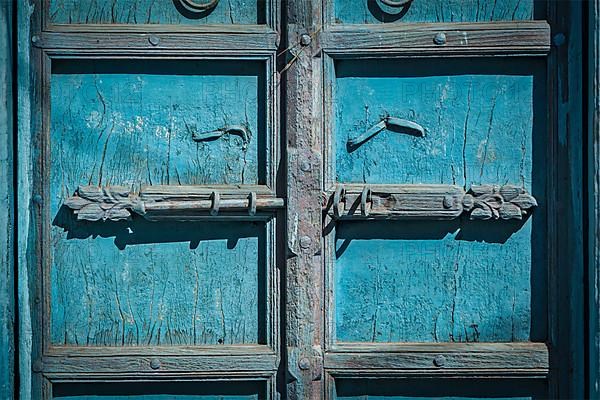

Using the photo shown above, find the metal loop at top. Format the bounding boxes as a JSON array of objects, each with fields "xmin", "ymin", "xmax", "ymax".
[
  {"xmin": 248, "ymin": 192, "xmax": 257, "ymax": 216},
  {"xmin": 178, "ymin": 0, "xmax": 219, "ymax": 13},
  {"xmin": 360, "ymin": 186, "xmax": 372, "ymax": 217},
  {"xmin": 333, "ymin": 185, "xmax": 346, "ymax": 219},
  {"xmin": 210, "ymin": 190, "xmax": 220, "ymax": 216},
  {"xmin": 380, "ymin": 0, "xmax": 413, "ymax": 7}
]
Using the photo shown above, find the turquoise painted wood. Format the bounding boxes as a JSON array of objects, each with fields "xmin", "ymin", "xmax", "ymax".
[
  {"xmin": 49, "ymin": 59, "xmax": 269, "ymax": 347},
  {"xmin": 333, "ymin": 0, "xmax": 535, "ymax": 24},
  {"xmin": 0, "ymin": 0, "xmax": 14, "ymax": 397},
  {"xmin": 49, "ymin": 0, "xmax": 261, "ymax": 24},
  {"xmin": 333, "ymin": 379, "xmax": 547, "ymax": 399},
  {"xmin": 51, "ymin": 60, "xmax": 265, "ymax": 187},
  {"xmin": 50, "ymin": 218, "xmax": 266, "ymax": 346},
  {"xmin": 52, "ymin": 381, "xmax": 264, "ymax": 399},
  {"xmin": 334, "ymin": 59, "xmax": 543, "ymax": 187},
  {"xmin": 333, "ymin": 59, "xmax": 546, "ymax": 343}
]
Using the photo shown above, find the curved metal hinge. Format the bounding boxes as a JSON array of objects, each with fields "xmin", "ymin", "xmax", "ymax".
[
  {"xmin": 191, "ymin": 125, "xmax": 251, "ymax": 147},
  {"xmin": 178, "ymin": 0, "xmax": 219, "ymax": 13},
  {"xmin": 379, "ymin": 0, "xmax": 414, "ymax": 7},
  {"xmin": 347, "ymin": 116, "xmax": 424, "ymax": 152}
]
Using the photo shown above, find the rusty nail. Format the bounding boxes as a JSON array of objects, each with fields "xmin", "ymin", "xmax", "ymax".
[
  {"xmin": 300, "ymin": 235, "xmax": 311, "ymax": 249},
  {"xmin": 148, "ymin": 35, "xmax": 160, "ymax": 46},
  {"xmin": 32, "ymin": 360, "xmax": 43, "ymax": 373},
  {"xmin": 433, "ymin": 355, "xmax": 446, "ymax": 367},
  {"xmin": 150, "ymin": 358, "xmax": 161, "ymax": 370},
  {"xmin": 298, "ymin": 357, "xmax": 311, "ymax": 370},
  {"xmin": 300, "ymin": 34, "xmax": 312, "ymax": 46},
  {"xmin": 433, "ymin": 32, "xmax": 447, "ymax": 45},
  {"xmin": 553, "ymin": 33, "xmax": 566, "ymax": 47}
]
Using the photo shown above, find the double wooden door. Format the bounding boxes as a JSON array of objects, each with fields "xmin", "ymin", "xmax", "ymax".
[{"xmin": 21, "ymin": 0, "xmax": 579, "ymax": 398}]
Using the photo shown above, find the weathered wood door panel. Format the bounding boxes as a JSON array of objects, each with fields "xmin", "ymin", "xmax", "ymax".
[
  {"xmin": 47, "ymin": 0, "xmax": 267, "ymax": 25},
  {"xmin": 25, "ymin": 0, "xmax": 280, "ymax": 397},
  {"xmin": 20, "ymin": 0, "xmax": 582, "ymax": 398},
  {"xmin": 331, "ymin": 0, "xmax": 542, "ymax": 24}
]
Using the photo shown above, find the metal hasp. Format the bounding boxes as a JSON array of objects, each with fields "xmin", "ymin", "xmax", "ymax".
[
  {"xmin": 178, "ymin": 0, "xmax": 219, "ymax": 13},
  {"xmin": 191, "ymin": 125, "xmax": 250, "ymax": 147},
  {"xmin": 64, "ymin": 185, "xmax": 284, "ymax": 221},
  {"xmin": 347, "ymin": 116, "xmax": 425, "ymax": 151},
  {"xmin": 326, "ymin": 184, "xmax": 537, "ymax": 220}
]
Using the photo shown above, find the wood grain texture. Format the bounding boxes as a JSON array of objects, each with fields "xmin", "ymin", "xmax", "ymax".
[
  {"xmin": 331, "ymin": 0, "xmax": 536, "ymax": 24},
  {"xmin": 332, "ymin": 219, "xmax": 544, "ymax": 343},
  {"xmin": 50, "ymin": 59, "xmax": 266, "ymax": 187},
  {"xmin": 50, "ymin": 220, "xmax": 267, "ymax": 346},
  {"xmin": 331, "ymin": 58, "xmax": 543, "ymax": 187},
  {"xmin": 324, "ymin": 184, "xmax": 537, "ymax": 220},
  {"xmin": 42, "ymin": 351, "xmax": 277, "ymax": 377},
  {"xmin": 48, "ymin": 0, "xmax": 261, "ymax": 25},
  {"xmin": 546, "ymin": 2, "xmax": 584, "ymax": 398},
  {"xmin": 322, "ymin": 22, "xmax": 550, "ymax": 56},
  {"xmin": 285, "ymin": 0, "xmax": 325, "ymax": 398},
  {"xmin": 590, "ymin": 2, "xmax": 600, "ymax": 398},
  {"xmin": 36, "ymin": 30, "xmax": 278, "ymax": 53},
  {"xmin": 326, "ymin": 343, "xmax": 548, "ymax": 377},
  {"xmin": 18, "ymin": 1, "xmax": 40, "ymax": 399},
  {"xmin": 0, "ymin": 0, "xmax": 15, "ymax": 398}
]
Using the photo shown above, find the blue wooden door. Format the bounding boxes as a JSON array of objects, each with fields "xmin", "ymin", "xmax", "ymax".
[{"xmin": 19, "ymin": 0, "xmax": 578, "ymax": 399}]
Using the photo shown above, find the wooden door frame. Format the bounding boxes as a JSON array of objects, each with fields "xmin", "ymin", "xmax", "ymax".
[
  {"xmin": 7, "ymin": 0, "xmax": 589, "ymax": 399},
  {"xmin": 285, "ymin": 1, "xmax": 586, "ymax": 399}
]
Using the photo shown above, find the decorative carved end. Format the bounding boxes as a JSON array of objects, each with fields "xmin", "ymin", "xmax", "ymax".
[
  {"xmin": 462, "ymin": 185, "xmax": 537, "ymax": 221},
  {"xmin": 64, "ymin": 186, "xmax": 144, "ymax": 222}
]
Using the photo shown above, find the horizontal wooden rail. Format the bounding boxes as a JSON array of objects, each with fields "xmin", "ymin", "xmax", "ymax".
[
  {"xmin": 325, "ymin": 342, "xmax": 549, "ymax": 378},
  {"xmin": 321, "ymin": 21, "xmax": 550, "ymax": 57}
]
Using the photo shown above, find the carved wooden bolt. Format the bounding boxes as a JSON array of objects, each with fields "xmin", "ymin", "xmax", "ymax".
[
  {"xmin": 433, "ymin": 355, "xmax": 446, "ymax": 367},
  {"xmin": 300, "ymin": 235, "xmax": 312, "ymax": 249},
  {"xmin": 32, "ymin": 194, "xmax": 43, "ymax": 205},
  {"xmin": 148, "ymin": 35, "xmax": 160, "ymax": 46},
  {"xmin": 433, "ymin": 32, "xmax": 447, "ymax": 45},
  {"xmin": 31, "ymin": 35, "xmax": 39, "ymax": 44},
  {"xmin": 298, "ymin": 357, "xmax": 311, "ymax": 370},
  {"xmin": 150, "ymin": 358, "xmax": 161, "ymax": 370}
]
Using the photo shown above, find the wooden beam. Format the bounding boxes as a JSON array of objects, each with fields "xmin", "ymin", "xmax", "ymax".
[{"xmin": 321, "ymin": 21, "xmax": 550, "ymax": 57}]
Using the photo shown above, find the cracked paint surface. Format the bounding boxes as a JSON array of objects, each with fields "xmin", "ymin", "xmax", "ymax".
[
  {"xmin": 51, "ymin": 60, "xmax": 262, "ymax": 189},
  {"xmin": 49, "ymin": 0, "xmax": 258, "ymax": 24},
  {"xmin": 333, "ymin": 0, "xmax": 534, "ymax": 24},
  {"xmin": 333, "ymin": 59, "xmax": 546, "ymax": 343},
  {"xmin": 49, "ymin": 60, "xmax": 266, "ymax": 347}
]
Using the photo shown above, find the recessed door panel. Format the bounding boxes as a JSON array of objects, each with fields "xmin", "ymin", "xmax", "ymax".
[
  {"xmin": 332, "ymin": 0, "xmax": 538, "ymax": 24},
  {"xmin": 334, "ymin": 220, "xmax": 545, "ymax": 343},
  {"xmin": 50, "ymin": 220, "xmax": 267, "ymax": 346},
  {"xmin": 51, "ymin": 59, "xmax": 266, "ymax": 188},
  {"xmin": 333, "ymin": 59, "xmax": 544, "ymax": 187},
  {"xmin": 53, "ymin": 381, "xmax": 266, "ymax": 399},
  {"xmin": 333, "ymin": 379, "xmax": 547, "ymax": 400},
  {"xmin": 48, "ymin": 0, "xmax": 263, "ymax": 25},
  {"xmin": 328, "ymin": 58, "xmax": 547, "ymax": 344}
]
